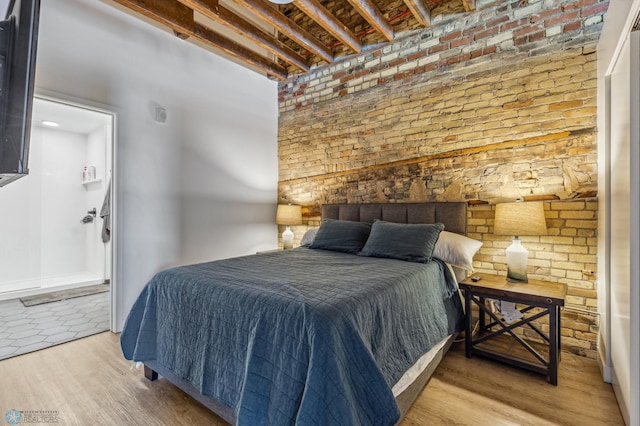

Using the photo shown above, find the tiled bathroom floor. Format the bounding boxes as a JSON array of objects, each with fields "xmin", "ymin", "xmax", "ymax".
[{"xmin": 0, "ymin": 291, "xmax": 109, "ymax": 361}]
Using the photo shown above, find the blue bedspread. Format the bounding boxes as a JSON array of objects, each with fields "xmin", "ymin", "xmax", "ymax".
[{"xmin": 121, "ymin": 248, "xmax": 463, "ymax": 425}]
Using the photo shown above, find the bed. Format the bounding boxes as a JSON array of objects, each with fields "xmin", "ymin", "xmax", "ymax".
[{"xmin": 121, "ymin": 202, "xmax": 470, "ymax": 425}]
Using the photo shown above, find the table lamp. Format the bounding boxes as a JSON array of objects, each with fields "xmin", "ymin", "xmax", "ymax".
[
  {"xmin": 276, "ymin": 204, "xmax": 302, "ymax": 249},
  {"xmin": 494, "ymin": 201, "xmax": 547, "ymax": 282}
]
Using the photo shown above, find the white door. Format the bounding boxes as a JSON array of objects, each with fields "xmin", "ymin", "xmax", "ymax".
[{"xmin": 608, "ymin": 30, "xmax": 640, "ymax": 426}]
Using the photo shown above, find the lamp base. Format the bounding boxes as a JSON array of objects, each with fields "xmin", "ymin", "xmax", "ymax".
[
  {"xmin": 282, "ymin": 226, "xmax": 294, "ymax": 250},
  {"xmin": 506, "ymin": 275, "xmax": 528, "ymax": 283},
  {"xmin": 505, "ymin": 237, "xmax": 528, "ymax": 283}
]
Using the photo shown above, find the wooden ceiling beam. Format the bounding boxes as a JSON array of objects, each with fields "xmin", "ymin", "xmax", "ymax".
[
  {"xmin": 344, "ymin": 0, "xmax": 393, "ymax": 42},
  {"xmin": 112, "ymin": 0, "xmax": 195, "ymax": 31},
  {"xmin": 294, "ymin": 0, "xmax": 361, "ymax": 53},
  {"xmin": 192, "ymin": 22, "xmax": 289, "ymax": 79},
  {"xmin": 111, "ymin": 0, "xmax": 288, "ymax": 79},
  {"xmin": 177, "ymin": 0, "xmax": 309, "ymax": 72},
  {"xmin": 173, "ymin": 31, "xmax": 190, "ymax": 39},
  {"xmin": 234, "ymin": 0, "xmax": 334, "ymax": 63},
  {"xmin": 402, "ymin": 0, "xmax": 431, "ymax": 26},
  {"xmin": 462, "ymin": 0, "xmax": 476, "ymax": 12}
]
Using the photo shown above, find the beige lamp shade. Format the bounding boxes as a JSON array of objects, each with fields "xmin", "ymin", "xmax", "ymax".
[
  {"xmin": 276, "ymin": 204, "xmax": 302, "ymax": 225},
  {"xmin": 494, "ymin": 201, "xmax": 547, "ymax": 236}
]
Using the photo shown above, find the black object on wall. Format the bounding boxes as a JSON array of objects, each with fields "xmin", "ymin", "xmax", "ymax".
[{"xmin": 0, "ymin": 0, "xmax": 40, "ymax": 188}]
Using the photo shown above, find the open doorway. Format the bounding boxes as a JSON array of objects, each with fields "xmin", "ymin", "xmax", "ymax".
[{"xmin": 0, "ymin": 96, "xmax": 115, "ymax": 360}]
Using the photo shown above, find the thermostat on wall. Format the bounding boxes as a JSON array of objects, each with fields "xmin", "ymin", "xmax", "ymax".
[{"xmin": 155, "ymin": 107, "xmax": 167, "ymax": 124}]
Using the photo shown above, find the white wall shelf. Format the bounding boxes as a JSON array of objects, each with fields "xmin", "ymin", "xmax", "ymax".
[{"xmin": 82, "ymin": 178, "xmax": 102, "ymax": 186}]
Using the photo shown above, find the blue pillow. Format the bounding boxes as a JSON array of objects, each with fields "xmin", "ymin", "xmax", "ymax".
[
  {"xmin": 359, "ymin": 220, "xmax": 444, "ymax": 263},
  {"xmin": 309, "ymin": 219, "xmax": 372, "ymax": 254}
]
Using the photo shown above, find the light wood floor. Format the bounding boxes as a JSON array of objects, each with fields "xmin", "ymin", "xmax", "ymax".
[{"xmin": 0, "ymin": 332, "xmax": 623, "ymax": 425}]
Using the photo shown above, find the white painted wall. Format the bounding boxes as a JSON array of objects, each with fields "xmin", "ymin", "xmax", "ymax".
[
  {"xmin": 598, "ymin": 2, "xmax": 640, "ymax": 424},
  {"xmin": 0, "ymin": 128, "xmax": 43, "ymax": 291},
  {"xmin": 180, "ymin": 108, "xmax": 278, "ymax": 264},
  {"xmin": 33, "ymin": 0, "xmax": 278, "ymax": 330}
]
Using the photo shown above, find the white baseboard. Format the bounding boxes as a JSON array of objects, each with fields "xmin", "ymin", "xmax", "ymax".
[
  {"xmin": 598, "ymin": 334, "xmax": 612, "ymax": 383},
  {"xmin": 598, "ymin": 351, "xmax": 612, "ymax": 383}
]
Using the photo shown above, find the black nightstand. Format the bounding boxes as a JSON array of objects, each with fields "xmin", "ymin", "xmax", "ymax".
[{"xmin": 459, "ymin": 273, "xmax": 567, "ymax": 385}]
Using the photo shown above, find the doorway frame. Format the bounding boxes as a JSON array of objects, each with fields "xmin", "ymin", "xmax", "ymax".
[
  {"xmin": 35, "ymin": 89, "xmax": 119, "ymax": 333},
  {"xmin": 597, "ymin": 2, "xmax": 640, "ymax": 424}
]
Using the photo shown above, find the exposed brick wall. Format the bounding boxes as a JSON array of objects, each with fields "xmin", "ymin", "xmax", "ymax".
[
  {"xmin": 279, "ymin": 0, "xmax": 607, "ymax": 106},
  {"xmin": 276, "ymin": 0, "xmax": 607, "ymax": 359}
]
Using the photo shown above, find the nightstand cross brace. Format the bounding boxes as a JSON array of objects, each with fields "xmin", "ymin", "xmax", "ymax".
[
  {"xmin": 472, "ymin": 295, "xmax": 549, "ymax": 366},
  {"xmin": 484, "ymin": 304, "xmax": 551, "ymax": 343}
]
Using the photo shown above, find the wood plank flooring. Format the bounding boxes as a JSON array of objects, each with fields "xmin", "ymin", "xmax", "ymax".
[{"xmin": 0, "ymin": 332, "xmax": 623, "ymax": 425}]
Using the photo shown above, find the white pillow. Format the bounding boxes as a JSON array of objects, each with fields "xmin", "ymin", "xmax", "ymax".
[
  {"xmin": 450, "ymin": 265, "xmax": 470, "ymax": 283},
  {"xmin": 433, "ymin": 231, "xmax": 482, "ymax": 271},
  {"xmin": 300, "ymin": 227, "xmax": 319, "ymax": 247}
]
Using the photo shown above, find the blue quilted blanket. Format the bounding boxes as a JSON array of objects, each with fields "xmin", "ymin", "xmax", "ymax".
[{"xmin": 121, "ymin": 248, "xmax": 463, "ymax": 425}]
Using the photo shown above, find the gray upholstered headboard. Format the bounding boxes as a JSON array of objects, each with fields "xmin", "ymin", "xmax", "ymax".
[{"xmin": 321, "ymin": 202, "xmax": 468, "ymax": 235}]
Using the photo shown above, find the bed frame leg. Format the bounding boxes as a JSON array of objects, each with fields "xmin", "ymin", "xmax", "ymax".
[{"xmin": 144, "ymin": 365, "xmax": 158, "ymax": 381}]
